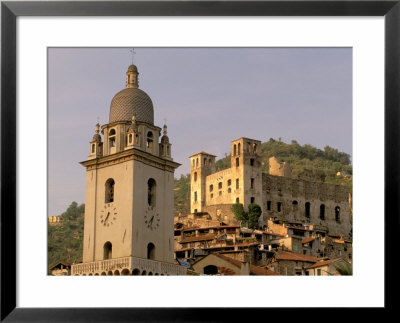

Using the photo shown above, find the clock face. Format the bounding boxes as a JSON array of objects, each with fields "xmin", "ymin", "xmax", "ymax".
[
  {"xmin": 100, "ymin": 203, "xmax": 118, "ymax": 227},
  {"xmin": 144, "ymin": 209, "xmax": 160, "ymax": 230}
]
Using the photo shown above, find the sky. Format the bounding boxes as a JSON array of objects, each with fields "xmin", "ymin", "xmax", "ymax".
[{"xmin": 48, "ymin": 47, "xmax": 352, "ymax": 216}]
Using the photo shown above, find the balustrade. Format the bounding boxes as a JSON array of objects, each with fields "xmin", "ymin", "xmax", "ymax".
[{"xmin": 71, "ymin": 256, "xmax": 186, "ymax": 275}]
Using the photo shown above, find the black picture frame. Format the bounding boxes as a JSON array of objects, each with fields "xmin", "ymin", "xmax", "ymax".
[{"xmin": 1, "ymin": 0, "xmax": 398, "ymax": 321}]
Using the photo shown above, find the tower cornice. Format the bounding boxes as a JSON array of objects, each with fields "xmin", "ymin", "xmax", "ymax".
[{"xmin": 80, "ymin": 147, "xmax": 181, "ymax": 172}]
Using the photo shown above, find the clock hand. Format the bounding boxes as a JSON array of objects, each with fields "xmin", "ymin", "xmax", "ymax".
[
  {"xmin": 149, "ymin": 216, "xmax": 154, "ymax": 225},
  {"xmin": 104, "ymin": 212, "xmax": 110, "ymax": 223}
]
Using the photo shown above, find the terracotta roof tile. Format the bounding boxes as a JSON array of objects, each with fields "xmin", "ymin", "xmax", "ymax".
[
  {"xmin": 302, "ymin": 237, "xmax": 316, "ymax": 244},
  {"xmin": 179, "ymin": 234, "xmax": 216, "ymax": 244},
  {"xmin": 275, "ymin": 251, "xmax": 320, "ymax": 263},
  {"xmin": 216, "ymin": 254, "xmax": 279, "ymax": 276},
  {"xmin": 306, "ymin": 258, "xmax": 343, "ymax": 269}
]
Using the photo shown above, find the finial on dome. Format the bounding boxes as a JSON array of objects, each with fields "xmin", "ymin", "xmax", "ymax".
[
  {"xmin": 163, "ymin": 124, "xmax": 167, "ymax": 136},
  {"xmin": 92, "ymin": 123, "xmax": 101, "ymax": 142},
  {"xmin": 132, "ymin": 114, "xmax": 136, "ymax": 124},
  {"xmin": 126, "ymin": 61, "xmax": 139, "ymax": 89}
]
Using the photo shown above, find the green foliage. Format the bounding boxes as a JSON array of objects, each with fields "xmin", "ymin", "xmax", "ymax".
[
  {"xmin": 215, "ymin": 154, "xmax": 231, "ymax": 172},
  {"xmin": 334, "ymin": 262, "xmax": 353, "ymax": 275},
  {"xmin": 230, "ymin": 203, "xmax": 262, "ymax": 229},
  {"xmin": 48, "ymin": 202, "xmax": 85, "ymax": 271},
  {"xmin": 173, "ymin": 174, "xmax": 191, "ymax": 217},
  {"xmin": 247, "ymin": 203, "xmax": 262, "ymax": 229},
  {"xmin": 231, "ymin": 203, "xmax": 248, "ymax": 225}
]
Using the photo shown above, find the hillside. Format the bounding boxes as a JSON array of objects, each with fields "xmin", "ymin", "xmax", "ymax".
[
  {"xmin": 173, "ymin": 138, "xmax": 352, "ymax": 216},
  {"xmin": 48, "ymin": 202, "xmax": 84, "ymax": 270}
]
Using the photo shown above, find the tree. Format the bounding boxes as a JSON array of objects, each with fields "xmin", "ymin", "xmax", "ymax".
[
  {"xmin": 248, "ymin": 203, "xmax": 262, "ymax": 229},
  {"xmin": 231, "ymin": 203, "xmax": 262, "ymax": 229},
  {"xmin": 334, "ymin": 262, "xmax": 352, "ymax": 275},
  {"xmin": 231, "ymin": 203, "xmax": 248, "ymax": 226}
]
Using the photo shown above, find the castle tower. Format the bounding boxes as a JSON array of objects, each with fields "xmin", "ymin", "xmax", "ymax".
[
  {"xmin": 189, "ymin": 152, "xmax": 216, "ymax": 213},
  {"xmin": 230, "ymin": 138, "xmax": 262, "ymax": 209},
  {"xmin": 73, "ymin": 64, "xmax": 185, "ymax": 276}
]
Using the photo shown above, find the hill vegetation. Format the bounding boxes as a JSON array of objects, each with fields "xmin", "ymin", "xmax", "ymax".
[{"xmin": 48, "ymin": 202, "xmax": 84, "ymax": 270}]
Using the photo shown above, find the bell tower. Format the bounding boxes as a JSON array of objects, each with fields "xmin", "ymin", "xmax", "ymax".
[{"xmin": 78, "ymin": 64, "xmax": 182, "ymax": 274}]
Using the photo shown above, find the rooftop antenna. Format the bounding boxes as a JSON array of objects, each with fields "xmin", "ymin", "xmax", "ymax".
[{"xmin": 129, "ymin": 48, "xmax": 136, "ymax": 65}]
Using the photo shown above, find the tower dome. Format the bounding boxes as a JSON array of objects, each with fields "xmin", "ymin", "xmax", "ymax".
[{"xmin": 108, "ymin": 65, "xmax": 154, "ymax": 125}]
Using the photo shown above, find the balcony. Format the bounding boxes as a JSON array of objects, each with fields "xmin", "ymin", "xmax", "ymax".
[{"xmin": 71, "ymin": 256, "xmax": 187, "ymax": 276}]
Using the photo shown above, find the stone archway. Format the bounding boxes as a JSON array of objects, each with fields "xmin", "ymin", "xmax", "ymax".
[
  {"xmin": 203, "ymin": 265, "xmax": 218, "ymax": 275},
  {"xmin": 107, "ymin": 271, "xmax": 113, "ymax": 276},
  {"xmin": 132, "ymin": 268, "xmax": 141, "ymax": 275},
  {"xmin": 114, "ymin": 270, "xmax": 120, "ymax": 276},
  {"xmin": 121, "ymin": 269, "xmax": 130, "ymax": 276}
]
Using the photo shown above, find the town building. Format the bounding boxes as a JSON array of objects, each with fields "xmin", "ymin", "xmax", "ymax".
[
  {"xmin": 49, "ymin": 262, "xmax": 71, "ymax": 276},
  {"xmin": 71, "ymin": 64, "xmax": 186, "ymax": 276},
  {"xmin": 305, "ymin": 258, "xmax": 351, "ymax": 276}
]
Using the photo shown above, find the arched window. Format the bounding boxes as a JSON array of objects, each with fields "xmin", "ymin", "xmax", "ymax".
[
  {"xmin": 209, "ymin": 158, "xmax": 212, "ymax": 165},
  {"xmin": 147, "ymin": 243, "xmax": 155, "ymax": 260},
  {"xmin": 236, "ymin": 197, "xmax": 240, "ymax": 203},
  {"xmin": 128, "ymin": 134, "xmax": 133, "ymax": 144},
  {"xmin": 218, "ymin": 182, "xmax": 222, "ymax": 190},
  {"xmin": 147, "ymin": 178, "xmax": 156, "ymax": 207},
  {"xmin": 209, "ymin": 184, "xmax": 213, "ymax": 192},
  {"xmin": 91, "ymin": 144, "xmax": 95, "ymax": 153},
  {"xmin": 103, "ymin": 241, "xmax": 112, "ymax": 260},
  {"xmin": 236, "ymin": 157, "xmax": 239, "ymax": 167},
  {"xmin": 196, "ymin": 158, "xmax": 199, "ymax": 167},
  {"xmin": 277, "ymin": 202, "xmax": 282, "ymax": 212},
  {"xmin": 233, "ymin": 144, "xmax": 237, "ymax": 156},
  {"xmin": 305, "ymin": 202, "xmax": 311, "ymax": 218},
  {"xmin": 238, "ymin": 143, "xmax": 241, "ymax": 155},
  {"xmin": 105, "ymin": 178, "xmax": 115, "ymax": 203},
  {"xmin": 320, "ymin": 204, "xmax": 325, "ymax": 220},
  {"xmin": 204, "ymin": 158, "xmax": 207, "ymax": 166},
  {"xmin": 109, "ymin": 129, "xmax": 116, "ymax": 147},
  {"xmin": 194, "ymin": 172, "xmax": 197, "ymax": 182},
  {"xmin": 146, "ymin": 131, "xmax": 153, "ymax": 148},
  {"xmin": 194, "ymin": 191, "xmax": 197, "ymax": 202},
  {"xmin": 335, "ymin": 206, "xmax": 341, "ymax": 222}
]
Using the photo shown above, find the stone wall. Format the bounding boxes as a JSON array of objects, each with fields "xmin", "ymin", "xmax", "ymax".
[
  {"xmin": 202, "ymin": 204, "xmax": 240, "ymax": 226},
  {"xmin": 262, "ymin": 174, "xmax": 351, "ymax": 238}
]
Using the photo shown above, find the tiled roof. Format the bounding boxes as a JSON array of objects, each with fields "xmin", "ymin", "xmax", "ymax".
[
  {"xmin": 109, "ymin": 88, "xmax": 154, "ymax": 124},
  {"xmin": 275, "ymin": 251, "xmax": 320, "ymax": 263},
  {"xmin": 302, "ymin": 237, "xmax": 315, "ymax": 244},
  {"xmin": 183, "ymin": 225, "xmax": 239, "ymax": 232},
  {"xmin": 179, "ymin": 234, "xmax": 216, "ymax": 244},
  {"xmin": 49, "ymin": 262, "xmax": 72, "ymax": 270},
  {"xmin": 216, "ymin": 254, "xmax": 279, "ymax": 276},
  {"xmin": 189, "ymin": 151, "xmax": 217, "ymax": 158},
  {"xmin": 306, "ymin": 258, "xmax": 343, "ymax": 269}
]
